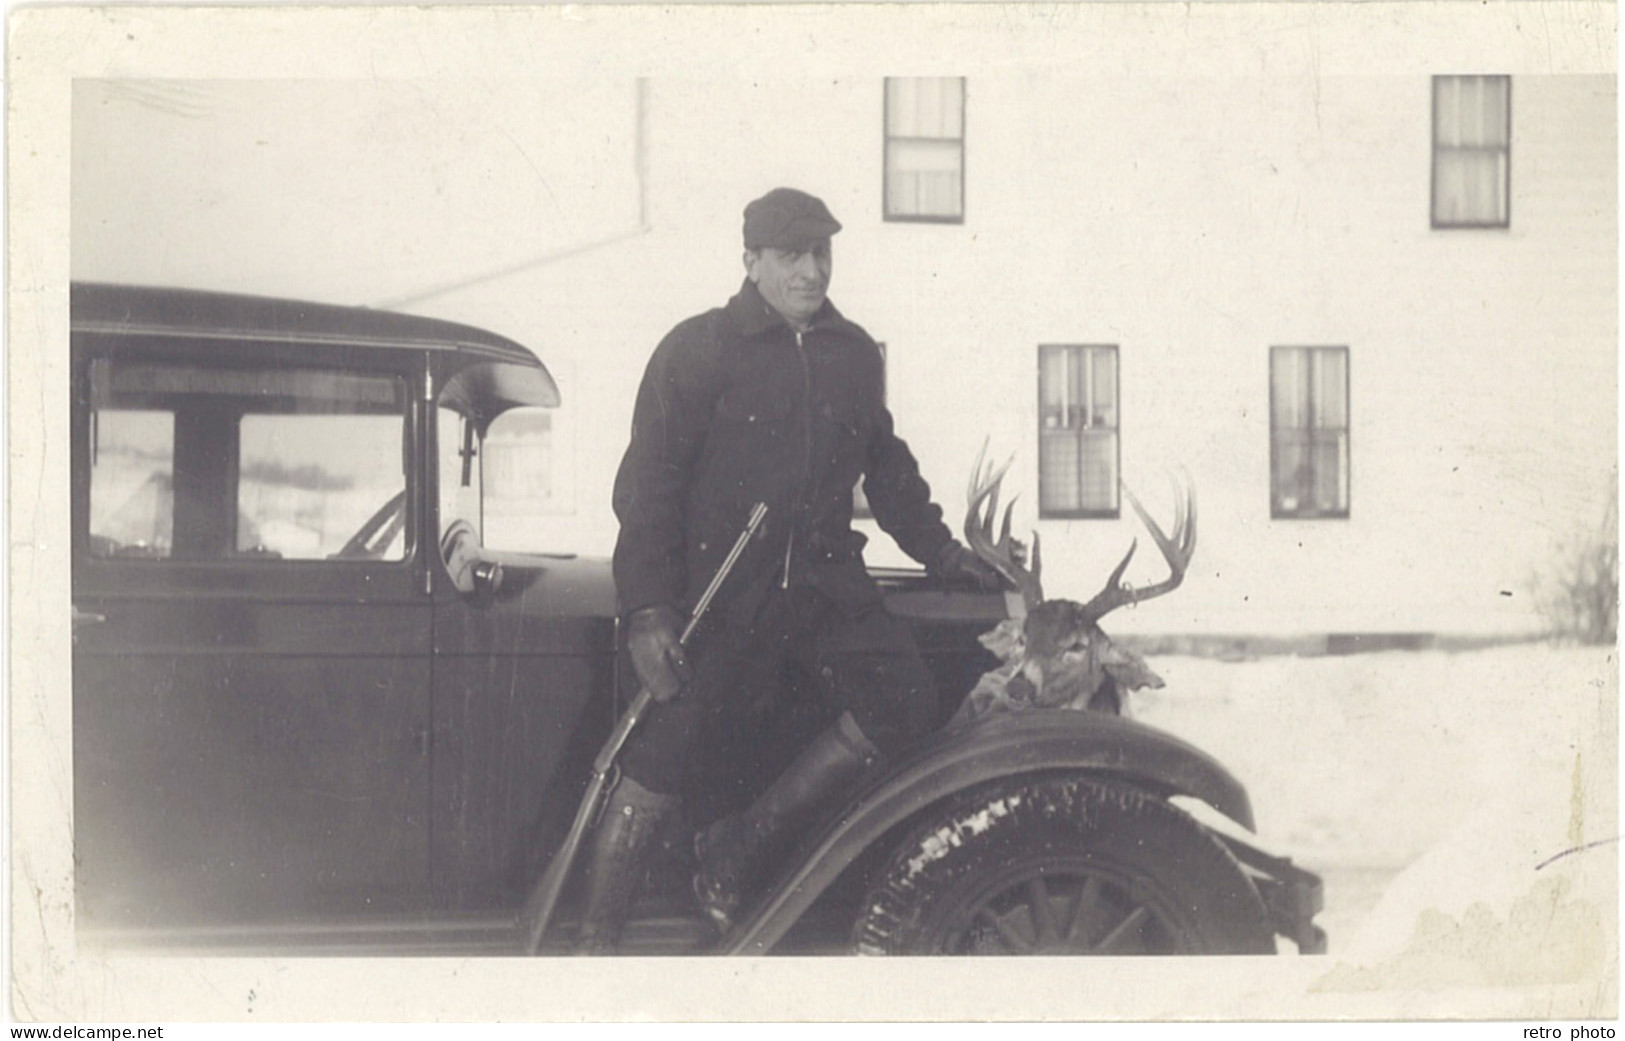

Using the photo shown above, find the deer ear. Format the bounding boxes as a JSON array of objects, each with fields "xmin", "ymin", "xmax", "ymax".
[
  {"xmin": 1101, "ymin": 645, "xmax": 1166, "ymax": 691},
  {"xmin": 977, "ymin": 618, "xmax": 1026, "ymax": 662}
]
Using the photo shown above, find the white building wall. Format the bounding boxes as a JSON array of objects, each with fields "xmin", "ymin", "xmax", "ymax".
[
  {"xmin": 70, "ymin": 68, "xmax": 1615, "ymax": 637},
  {"xmin": 837, "ymin": 72, "xmax": 1621, "ymax": 637},
  {"xmin": 468, "ymin": 74, "xmax": 1616, "ymax": 637}
]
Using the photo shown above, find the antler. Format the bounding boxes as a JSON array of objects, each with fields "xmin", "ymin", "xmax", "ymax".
[
  {"xmin": 1079, "ymin": 472, "xmax": 1197, "ymax": 622},
  {"xmin": 965, "ymin": 439, "xmax": 1044, "ymax": 611}
]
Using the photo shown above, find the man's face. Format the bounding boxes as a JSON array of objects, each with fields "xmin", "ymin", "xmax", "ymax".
[{"xmin": 745, "ymin": 239, "xmax": 833, "ymax": 329}]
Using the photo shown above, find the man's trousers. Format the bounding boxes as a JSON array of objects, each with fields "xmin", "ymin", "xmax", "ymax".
[{"xmin": 618, "ymin": 584, "xmax": 938, "ymax": 797}]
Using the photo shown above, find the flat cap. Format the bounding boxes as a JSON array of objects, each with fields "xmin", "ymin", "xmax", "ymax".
[{"xmin": 742, "ymin": 187, "xmax": 842, "ymax": 250}]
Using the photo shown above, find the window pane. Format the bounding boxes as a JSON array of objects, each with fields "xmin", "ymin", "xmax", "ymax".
[
  {"xmin": 1069, "ymin": 347, "xmax": 1088, "ymax": 428},
  {"xmin": 885, "ymin": 139, "xmax": 963, "ymax": 219},
  {"xmin": 885, "ymin": 78, "xmax": 916, "ymax": 136},
  {"xmin": 1435, "ymin": 149, "xmax": 1506, "ymax": 225},
  {"xmin": 929, "ymin": 77, "xmax": 964, "ymax": 137},
  {"xmin": 886, "ymin": 77, "xmax": 962, "ymax": 138},
  {"xmin": 1090, "ymin": 348, "xmax": 1117, "ymax": 428},
  {"xmin": 1040, "ymin": 428, "xmax": 1080, "ymax": 513},
  {"xmin": 1482, "ymin": 77, "xmax": 1510, "ymax": 147},
  {"xmin": 1271, "ymin": 348, "xmax": 1307, "ymax": 429},
  {"xmin": 1311, "ymin": 432, "xmax": 1349, "ymax": 512},
  {"xmin": 1311, "ymin": 349, "xmax": 1348, "ymax": 429},
  {"xmin": 439, "ymin": 407, "xmax": 482, "ymax": 534},
  {"xmin": 1273, "ymin": 431, "xmax": 1310, "ymax": 514},
  {"xmin": 1078, "ymin": 429, "xmax": 1118, "ymax": 512},
  {"xmin": 1434, "ymin": 77, "xmax": 1461, "ymax": 147},
  {"xmin": 1039, "ymin": 347, "xmax": 1079, "ymax": 511},
  {"xmin": 484, "ymin": 407, "xmax": 554, "ymax": 515},
  {"xmin": 90, "ymin": 409, "xmax": 174, "ymax": 558},
  {"xmin": 1436, "ymin": 75, "xmax": 1509, "ymax": 148},
  {"xmin": 1462, "ymin": 76, "xmax": 1488, "ymax": 146},
  {"xmin": 917, "ymin": 79, "xmax": 946, "ymax": 137},
  {"xmin": 239, "ymin": 414, "xmax": 407, "ymax": 560},
  {"xmin": 1449, "ymin": 75, "xmax": 1511, "ymax": 148},
  {"xmin": 483, "ymin": 407, "xmax": 570, "ymax": 551},
  {"xmin": 1040, "ymin": 347, "xmax": 1068, "ymax": 428}
]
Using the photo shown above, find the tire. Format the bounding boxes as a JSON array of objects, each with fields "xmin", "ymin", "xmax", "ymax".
[{"xmin": 852, "ymin": 775, "xmax": 1276, "ymax": 955}]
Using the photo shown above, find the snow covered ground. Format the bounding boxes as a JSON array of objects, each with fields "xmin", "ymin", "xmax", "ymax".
[{"xmin": 1132, "ymin": 642, "xmax": 1617, "ymax": 983}]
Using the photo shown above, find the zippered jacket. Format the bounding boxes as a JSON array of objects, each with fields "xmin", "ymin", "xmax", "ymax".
[{"xmin": 612, "ymin": 279, "xmax": 954, "ymax": 628}]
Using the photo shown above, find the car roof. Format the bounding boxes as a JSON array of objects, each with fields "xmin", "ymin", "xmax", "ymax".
[{"xmin": 70, "ymin": 282, "xmax": 560, "ymax": 403}]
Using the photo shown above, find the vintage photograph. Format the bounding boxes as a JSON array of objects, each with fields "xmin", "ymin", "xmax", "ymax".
[{"xmin": 9, "ymin": 0, "xmax": 1619, "ymax": 1024}]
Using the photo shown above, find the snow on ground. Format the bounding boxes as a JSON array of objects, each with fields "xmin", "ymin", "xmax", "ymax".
[{"xmin": 1129, "ymin": 643, "xmax": 1617, "ymax": 965}]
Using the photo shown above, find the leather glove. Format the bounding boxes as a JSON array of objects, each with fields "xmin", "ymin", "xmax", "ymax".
[
  {"xmin": 626, "ymin": 604, "xmax": 690, "ymax": 702},
  {"xmin": 932, "ymin": 540, "xmax": 1008, "ymax": 594}
]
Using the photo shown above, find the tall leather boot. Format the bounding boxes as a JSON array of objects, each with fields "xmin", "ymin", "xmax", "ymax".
[
  {"xmin": 573, "ymin": 774, "xmax": 679, "ymax": 955},
  {"xmin": 693, "ymin": 711, "xmax": 882, "ymax": 931}
]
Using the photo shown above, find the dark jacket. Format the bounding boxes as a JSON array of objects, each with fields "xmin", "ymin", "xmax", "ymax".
[{"xmin": 612, "ymin": 279, "xmax": 954, "ymax": 628}]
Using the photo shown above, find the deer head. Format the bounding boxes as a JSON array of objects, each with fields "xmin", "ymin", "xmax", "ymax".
[{"xmin": 951, "ymin": 440, "xmax": 1196, "ymax": 727}]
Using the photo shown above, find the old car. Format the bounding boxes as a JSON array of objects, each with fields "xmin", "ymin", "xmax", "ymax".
[{"xmin": 70, "ymin": 282, "xmax": 1324, "ymax": 956}]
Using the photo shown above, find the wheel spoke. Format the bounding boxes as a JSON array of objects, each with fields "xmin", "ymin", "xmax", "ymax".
[
  {"xmin": 1090, "ymin": 906, "xmax": 1150, "ymax": 954},
  {"xmin": 1027, "ymin": 877, "xmax": 1060, "ymax": 947},
  {"xmin": 977, "ymin": 906, "xmax": 1035, "ymax": 953},
  {"xmin": 1063, "ymin": 876, "xmax": 1102, "ymax": 946}
]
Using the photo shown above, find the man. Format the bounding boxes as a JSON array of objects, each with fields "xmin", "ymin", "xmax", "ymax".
[{"xmin": 578, "ymin": 187, "xmax": 1001, "ymax": 952}]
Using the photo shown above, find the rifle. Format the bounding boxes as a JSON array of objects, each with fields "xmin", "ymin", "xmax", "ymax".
[{"xmin": 521, "ymin": 502, "xmax": 769, "ymax": 953}]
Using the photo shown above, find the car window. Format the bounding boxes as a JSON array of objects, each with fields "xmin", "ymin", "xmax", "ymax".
[
  {"xmin": 88, "ymin": 359, "xmax": 408, "ymax": 562},
  {"xmin": 238, "ymin": 413, "xmax": 408, "ymax": 560},
  {"xmin": 438, "ymin": 406, "xmax": 482, "ymax": 537},
  {"xmin": 482, "ymin": 407, "xmax": 556, "ymax": 551},
  {"xmin": 89, "ymin": 408, "xmax": 175, "ymax": 557}
]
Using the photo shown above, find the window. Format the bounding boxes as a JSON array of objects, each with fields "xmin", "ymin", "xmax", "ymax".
[
  {"xmin": 88, "ymin": 359, "xmax": 408, "ymax": 560},
  {"xmin": 89, "ymin": 409, "xmax": 174, "ymax": 557},
  {"xmin": 479, "ymin": 406, "xmax": 573, "ymax": 551},
  {"xmin": 484, "ymin": 408, "xmax": 554, "ymax": 518},
  {"xmin": 1270, "ymin": 347, "xmax": 1350, "ymax": 519},
  {"xmin": 238, "ymin": 413, "xmax": 407, "ymax": 559},
  {"xmin": 1038, "ymin": 345, "xmax": 1119, "ymax": 518},
  {"xmin": 1432, "ymin": 75, "xmax": 1511, "ymax": 228},
  {"xmin": 884, "ymin": 77, "xmax": 965, "ymax": 222},
  {"xmin": 438, "ymin": 406, "xmax": 484, "ymax": 535}
]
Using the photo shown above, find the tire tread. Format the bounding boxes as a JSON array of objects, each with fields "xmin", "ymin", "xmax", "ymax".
[{"xmin": 853, "ymin": 774, "xmax": 1274, "ymax": 955}]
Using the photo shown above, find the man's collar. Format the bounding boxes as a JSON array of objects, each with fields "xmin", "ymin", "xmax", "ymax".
[{"xmin": 726, "ymin": 278, "xmax": 842, "ymax": 340}]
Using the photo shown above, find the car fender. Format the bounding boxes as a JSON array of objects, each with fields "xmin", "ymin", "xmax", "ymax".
[{"xmin": 722, "ymin": 710, "xmax": 1255, "ymax": 954}]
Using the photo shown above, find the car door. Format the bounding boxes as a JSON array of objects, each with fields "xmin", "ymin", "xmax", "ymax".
[
  {"xmin": 71, "ymin": 331, "xmax": 434, "ymax": 935},
  {"xmin": 426, "ymin": 399, "xmax": 618, "ymax": 911}
]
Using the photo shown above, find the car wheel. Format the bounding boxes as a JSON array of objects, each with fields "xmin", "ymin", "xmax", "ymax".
[{"xmin": 852, "ymin": 775, "xmax": 1275, "ymax": 955}]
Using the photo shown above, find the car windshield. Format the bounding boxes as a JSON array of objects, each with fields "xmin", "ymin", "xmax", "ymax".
[{"xmin": 436, "ymin": 401, "xmax": 563, "ymax": 554}]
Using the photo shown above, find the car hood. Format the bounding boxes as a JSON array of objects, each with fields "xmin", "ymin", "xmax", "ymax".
[{"xmin": 464, "ymin": 554, "xmax": 1010, "ymax": 628}]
